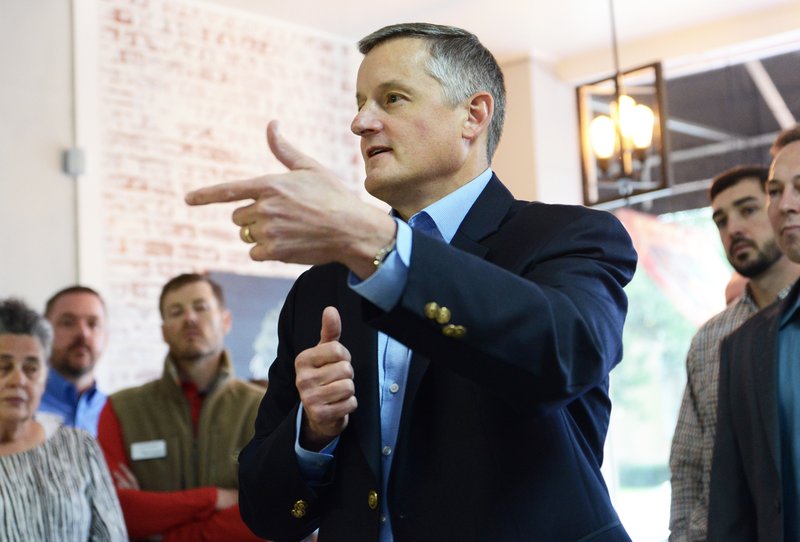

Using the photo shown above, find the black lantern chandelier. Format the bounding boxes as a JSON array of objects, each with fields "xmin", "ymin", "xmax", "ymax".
[{"xmin": 576, "ymin": 0, "xmax": 670, "ymax": 206}]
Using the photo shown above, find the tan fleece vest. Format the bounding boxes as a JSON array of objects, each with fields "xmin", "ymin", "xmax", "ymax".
[{"xmin": 109, "ymin": 353, "xmax": 264, "ymax": 491}]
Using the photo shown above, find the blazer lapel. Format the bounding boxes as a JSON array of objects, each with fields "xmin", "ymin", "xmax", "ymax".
[
  {"xmin": 450, "ymin": 174, "xmax": 515, "ymax": 258},
  {"xmin": 339, "ymin": 282, "xmax": 382, "ymax": 482},
  {"xmin": 753, "ymin": 294, "xmax": 795, "ymax": 474},
  {"xmin": 756, "ymin": 315, "xmax": 780, "ymax": 473}
]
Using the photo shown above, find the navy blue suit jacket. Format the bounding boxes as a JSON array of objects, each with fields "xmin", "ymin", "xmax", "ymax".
[{"xmin": 238, "ymin": 176, "xmax": 637, "ymax": 541}]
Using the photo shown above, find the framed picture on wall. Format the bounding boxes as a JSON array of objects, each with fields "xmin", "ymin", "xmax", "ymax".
[{"xmin": 208, "ymin": 271, "xmax": 295, "ymax": 383}]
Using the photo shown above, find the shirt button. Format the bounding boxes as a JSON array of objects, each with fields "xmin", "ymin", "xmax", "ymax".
[
  {"xmin": 380, "ymin": 514, "xmax": 387, "ymax": 523},
  {"xmin": 389, "ymin": 383, "xmax": 400, "ymax": 393},
  {"xmin": 382, "ymin": 445, "xmax": 392, "ymax": 456}
]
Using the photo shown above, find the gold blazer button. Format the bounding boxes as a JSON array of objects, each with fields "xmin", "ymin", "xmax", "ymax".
[
  {"xmin": 290, "ymin": 499, "xmax": 308, "ymax": 518},
  {"xmin": 368, "ymin": 490, "xmax": 379, "ymax": 510}
]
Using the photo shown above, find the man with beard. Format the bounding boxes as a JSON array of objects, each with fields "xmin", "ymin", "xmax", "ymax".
[
  {"xmin": 708, "ymin": 138, "xmax": 800, "ymax": 539},
  {"xmin": 38, "ymin": 285, "xmax": 108, "ymax": 436},
  {"xmin": 669, "ymin": 164, "xmax": 800, "ymax": 541},
  {"xmin": 96, "ymin": 273, "xmax": 264, "ymax": 541}
]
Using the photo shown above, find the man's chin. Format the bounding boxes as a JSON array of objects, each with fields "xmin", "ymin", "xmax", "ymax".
[
  {"xmin": 57, "ymin": 363, "xmax": 95, "ymax": 379},
  {"xmin": 171, "ymin": 349, "xmax": 211, "ymax": 363}
]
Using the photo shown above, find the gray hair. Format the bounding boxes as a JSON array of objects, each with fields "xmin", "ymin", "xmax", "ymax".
[
  {"xmin": 0, "ymin": 298, "xmax": 53, "ymax": 358},
  {"xmin": 359, "ymin": 23, "xmax": 506, "ymax": 162}
]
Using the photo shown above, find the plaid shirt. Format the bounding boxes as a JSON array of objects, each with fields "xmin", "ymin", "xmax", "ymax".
[{"xmin": 669, "ymin": 286, "xmax": 790, "ymax": 541}]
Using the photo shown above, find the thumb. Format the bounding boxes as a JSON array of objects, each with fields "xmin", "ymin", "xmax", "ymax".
[
  {"xmin": 266, "ymin": 120, "xmax": 324, "ymax": 172},
  {"xmin": 319, "ymin": 306, "xmax": 342, "ymax": 344}
]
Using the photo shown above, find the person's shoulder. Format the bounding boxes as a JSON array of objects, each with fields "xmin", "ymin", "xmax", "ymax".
[
  {"xmin": 723, "ymin": 299, "xmax": 782, "ymax": 348},
  {"xmin": 48, "ymin": 425, "xmax": 97, "ymax": 451},
  {"xmin": 109, "ymin": 377, "xmax": 162, "ymax": 404},
  {"xmin": 513, "ymin": 199, "xmax": 604, "ymax": 219},
  {"xmin": 694, "ymin": 297, "xmax": 758, "ymax": 339},
  {"xmin": 225, "ymin": 377, "xmax": 266, "ymax": 398},
  {"xmin": 508, "ymin": 200, "xmax": 626, "ymax": 237}
]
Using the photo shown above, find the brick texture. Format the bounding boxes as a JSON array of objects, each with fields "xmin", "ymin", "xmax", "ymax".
[{"xmin": 92, "ymin": 0, "xmax": 363, "ymax": 391}]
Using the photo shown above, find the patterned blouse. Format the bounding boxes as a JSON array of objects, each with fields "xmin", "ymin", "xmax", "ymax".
[{"xmin": 0, "ymin": 425, "xmax": 127, "ymax": 541}]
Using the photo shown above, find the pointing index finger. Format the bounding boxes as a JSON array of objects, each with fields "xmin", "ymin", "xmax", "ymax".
[{"xmin": 184, "ymin": 176, "xmax": 270, "ymax": 206}]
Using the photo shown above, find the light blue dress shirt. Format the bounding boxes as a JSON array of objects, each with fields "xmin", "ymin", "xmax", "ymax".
[
  {"xmin": 37, "ymin": 370, "xmax": 107, "ymax": 437},
  {"xmin": 295, "ymin": 168, "xmax": 493, "ymax": 542},
  {"xmin": 777, "ymin": 293, "xmax": 800, "ymax": 540}
]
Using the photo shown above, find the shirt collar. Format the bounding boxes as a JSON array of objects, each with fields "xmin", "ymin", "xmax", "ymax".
[
  {"xmin": 776, "ymin": 281, "xmax": 800, "ymax": 328},
  {"xmin": 407, "ymin": 168, "xmax": 493, "ymax": 244},
  {"xmin": 164, "ymin": 350, "xmax": 234, "ymax": 393},
  {"xmin": 45, "ymin": 369, "xmax": 97, "ymax": 401}
]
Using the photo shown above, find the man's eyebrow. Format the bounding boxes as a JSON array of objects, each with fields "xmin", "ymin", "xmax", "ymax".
[
  {"xmin": 356, "ymin": 80, "xmax": 416, "ymax": 101},
  {"xmin": 730, "ymin": 195, "xmax": 758, "ymax": 207}
]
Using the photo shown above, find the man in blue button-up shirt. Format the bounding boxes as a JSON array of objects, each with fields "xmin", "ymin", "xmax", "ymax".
[
  {"xmin": 188, "ymin": 22, "xmax": 636, "ymax": 542},
  {"xmin": 38, "ymin": 286, "xmax": 108, "ymax": 436}
]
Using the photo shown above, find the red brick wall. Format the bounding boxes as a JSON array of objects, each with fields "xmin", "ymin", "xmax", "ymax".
[{"xmin": 93, "ymin": 0, "xmax": 362, "ymax": 390}]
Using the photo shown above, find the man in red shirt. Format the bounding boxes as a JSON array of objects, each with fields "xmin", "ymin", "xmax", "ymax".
[{"xmin": 97, "ymin": 273, "xmax": 264, "ymax": 541}]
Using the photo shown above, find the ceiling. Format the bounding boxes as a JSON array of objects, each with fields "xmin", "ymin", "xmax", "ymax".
[
  {"xmin": 207, "ymin": 0, "xmax": 796, "ymax": 63},
  {"xmin": 204, "ymin": 0, "xmax": 800, "ymax": 213}
]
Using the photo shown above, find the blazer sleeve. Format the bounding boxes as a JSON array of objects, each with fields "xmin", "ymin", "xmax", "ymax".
[{"xmin": 369, "ymin": 205, "xmax": 636, "ymax": 415}]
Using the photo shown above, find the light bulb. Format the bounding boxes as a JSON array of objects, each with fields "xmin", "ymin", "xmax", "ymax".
[
  {"xmin": 589, "ymin": 115, "xmax": 616, "ymax": 159},
  {"xmin": 631, "ymin": 104, "xmax": 655, "ymax": 149}
]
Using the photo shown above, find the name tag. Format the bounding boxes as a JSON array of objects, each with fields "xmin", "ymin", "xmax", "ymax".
[{"xmin": 131, "ymin": 439, "xmax": 167, "ymax": 461}]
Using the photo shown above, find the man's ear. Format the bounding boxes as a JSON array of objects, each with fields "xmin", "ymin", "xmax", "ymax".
[{"xmin": 462, "ymin": 91, "xmax": 493, "ymax": 142}]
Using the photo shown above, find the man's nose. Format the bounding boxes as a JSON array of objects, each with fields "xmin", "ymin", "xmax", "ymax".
[
  {"xmin": 78, "ymin": 320, "xmax": 92, "ymax": 338},
  {"xmin": 779, "ymin": 187, "xmax": 800, "ymax": 214},
  {"xmin": 727, "ymin": 215, "xmax": 746, "ymax": 236},
  {"xmin": 182, "ymin": 308, "xmax": 199, "ymax": 323},
  {"xmin": 351, "ymin": 104, "xmax": 381, "ymax": 136}
]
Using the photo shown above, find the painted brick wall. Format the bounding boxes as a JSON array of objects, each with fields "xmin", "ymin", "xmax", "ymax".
[{"xmin": 92, "ymin": 0, "xmax": 363, "ymax": 391}]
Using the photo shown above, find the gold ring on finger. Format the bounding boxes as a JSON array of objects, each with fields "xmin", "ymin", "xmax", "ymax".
[{"xmin": 240, "ymin": 225, "xmax": 256, "ymax": 244}]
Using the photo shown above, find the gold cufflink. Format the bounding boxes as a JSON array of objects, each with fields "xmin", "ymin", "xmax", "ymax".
[
  {"xmin": 442, "ymin": 324, "xmax": 466, "ymax": 338},
  {"xmin": 424, "ymin": 302, "xmax": 439, "ymax": 320},
  {"xmin": 435, "ymin": 306, "xmax": 451, "ymax": 324}
]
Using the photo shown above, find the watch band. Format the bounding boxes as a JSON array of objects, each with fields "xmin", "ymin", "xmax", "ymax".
[{"xmin": 372, "ymin": 236, "xmax": 397, "ymax": 269}]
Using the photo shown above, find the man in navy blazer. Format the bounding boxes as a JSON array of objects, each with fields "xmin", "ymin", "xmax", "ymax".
[
  {"xmin": 709, "ymin": 135, "xmax": 800, "ymax": 540},
  {"xmin": 188, "ymin": 22, "xmax": 636, "ymax": 542}
]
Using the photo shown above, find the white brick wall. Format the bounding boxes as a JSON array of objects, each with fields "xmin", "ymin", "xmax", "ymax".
[{"xmin": 89, "ymin": 0, "xmax": 363, "ymax": 391}]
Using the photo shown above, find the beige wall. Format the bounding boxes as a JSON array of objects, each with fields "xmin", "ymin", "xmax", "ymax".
[
  {"xmin": 494, "ymin": 56, "xmax": 584, "ymax": 205},
  {"xmin": 0, "ymin": 0, "xmax": 76, "ymax": 310}
]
